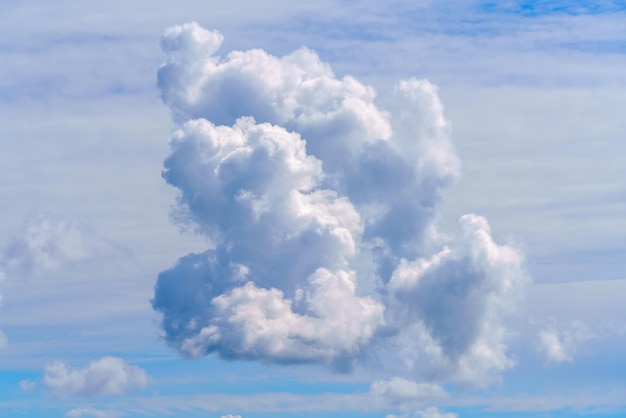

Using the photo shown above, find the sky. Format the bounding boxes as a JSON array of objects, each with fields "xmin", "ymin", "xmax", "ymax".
[{"xmin": 1, "ymin": 1, "xmax": 626, "ymax": 418}]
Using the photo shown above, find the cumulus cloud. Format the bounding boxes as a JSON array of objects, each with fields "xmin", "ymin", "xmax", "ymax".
[
  {"xmin": 386, "ymin": 214, "xmax": 528, "ymax": 383},
  {"xmin": 41, "ymin": 356, "xmax": 149, "ymax": 397},
  {"xmin": 179, "ymin": 270, "xmax": 384, "ymax": 369},
  {"xmin": 537, "ymin": 320, "xmax": 592, "ymax": 363},
  {"xmin": 65, "ymin": 407, "xmax": 121, "ymax": 418},
  {"xmin": 152, "ymin": 22, "xmax": 528, "ymax": 384},
  {"xmin": 220, "ymin": 415, "xmax": 242, "ymax": 418}
]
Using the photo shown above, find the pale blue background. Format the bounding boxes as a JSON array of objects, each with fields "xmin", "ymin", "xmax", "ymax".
[{"xmin": 1, "ymin": 1, "xmax": 625, "ymax": 417}]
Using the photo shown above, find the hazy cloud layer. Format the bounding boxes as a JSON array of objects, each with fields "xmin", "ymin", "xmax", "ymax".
[
  {"xmin": 41, "ymin": 356, "xmax": 149, "ymax": 397},
  {"xmin": 370, "ymin": 377, "xmax": 449, "ymax": 411},
  {"xmin": 152, "ymin": 22, "xmax": 528, "ymax": 384},
  {"xmin": 0, "ymin": 214, "xmax": 113, "ymax": 279},
  {"xmin": 386, "ymin": 407, "xmax": 458, "ymax": 418},
  {"xmin": 65, "ymin": 407, "xmax": 121, "ymax": 418},
  {"xmin": 0, "ymin": 214, "xmax": 122, "ymax": 347},
  {"xmin": 0, "ymin": 214, "xmax": 111, "ymax": 348},
  {"xmin": 537, "ymin": 320, "xmax": 593, "ymax": 363}
]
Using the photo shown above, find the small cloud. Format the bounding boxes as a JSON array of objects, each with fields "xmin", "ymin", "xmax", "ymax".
[
  {"xmin": 65, "ymin": 407, "xmax": 121, "ymax": 418},
  {"xmin": 43, "ymin": 356, "xmax": 149, "ymax": 397},
  {"xmin": 537, "ymin": 320, "xmax": 592, "ymax": 363},
  {"xmin": 417, "ymin": 407, "xmax": 458, "ymax": 418},
  {"xmin": 19, "ymin": 379, "xmax": 36, "ymax": 391},
  {"xmin": 386, "ymin": 407, "xmax": 458, "ymax": 418},
  {"xmin": 370, "ymin": 377, "xmax": 448, "ymax": 404},
  {"xmin": 0, "ymin": 214, "xmax": 116, "ymax": 279},
  {"xmin": 220, "ymin": 415, "xmax": 242, "ymax": 418},
  {"xmin": 370, "ymin": 378, "xmax": 449, "ymax": 413}
]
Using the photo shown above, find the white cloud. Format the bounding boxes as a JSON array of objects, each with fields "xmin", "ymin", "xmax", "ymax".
[
  {"xmin": 220, "ymin": 415, "xmax": 242, "ymax": 418},
  {"xmin": 158, "ymin": 22, "xmax": 392, "ymax": 144},
  {"xmin": 65, "ymin": 407, "xmax": 121, "ymax": 418},
  {"xmin": 387, "ymin": 214, "xmax": 528, "ymax": 383},
  {"xmin": 151, "ymin": 22, "xmax": 526, "ymax": 386},
  {"xmin": 180, "ymin": 270, "xmax": 384, "ymax": 369},
  {"xmin": 42, "ymin": 356, "xmax": 149, "ymax": 397},
  {"xmin": 418, "ymin": 407, "xmax": 458, "ymax": 418},
  {"xmin": 1, "ymin": 5, "xmax": 622, "ymax": 418},
  {"xmin": 386, "ymin": 407, "xmax": 458, "ymax": 418},
  {"xmin": 153, "ymin": 114, "xmax": 384, "ymax": 369},
  {"xmin": 19, "ymin": 379, "xmax": 36, "ymax": 391},
  {"xmin": 371, "ymin": 377, "xmax": 448, "ymax": 412},
  {"xmin": 537, "ymin": 320, "xmax": 593, "ymax": 363},
  {"xmin": 0, "ymin": 214, "xmax": 114, "ymax": 279}
]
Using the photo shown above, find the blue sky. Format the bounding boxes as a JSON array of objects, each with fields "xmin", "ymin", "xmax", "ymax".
[{"xmin": 1, "ymin": 1, "xmax": 626, "ymax": 418}]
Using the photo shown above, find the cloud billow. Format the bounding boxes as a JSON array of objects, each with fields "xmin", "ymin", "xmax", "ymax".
[{"xmin": 152, "ymin": 22, "xmax": 528, "ymax": 383}]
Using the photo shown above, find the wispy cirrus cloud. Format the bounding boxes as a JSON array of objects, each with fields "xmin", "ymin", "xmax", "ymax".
[{"xmin": 65, "ymin": 383, "xmax": 626, "ymax": 416}]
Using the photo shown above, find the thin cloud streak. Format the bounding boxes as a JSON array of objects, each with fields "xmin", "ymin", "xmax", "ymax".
[{"xmin": 79, "ymin": 385, "xmax": 626, "ymax": 416}]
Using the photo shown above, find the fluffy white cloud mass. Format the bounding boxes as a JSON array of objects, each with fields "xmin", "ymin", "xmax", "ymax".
[
  {"xmin": 386, "ymin": 214, "xmax": 527, "ymax": 383},
  {"xmin": 152, "ymin": 22, "xmax": 528, "ymax": 383},
  {"xmin": 42, "ymin": 356, "xmax": 149, "ymax": 397}
]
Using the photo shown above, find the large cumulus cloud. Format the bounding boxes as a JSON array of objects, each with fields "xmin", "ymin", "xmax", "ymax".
[{"xmin": 152, "ymin": 22, "xmax": 528, "ymax": 383}]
